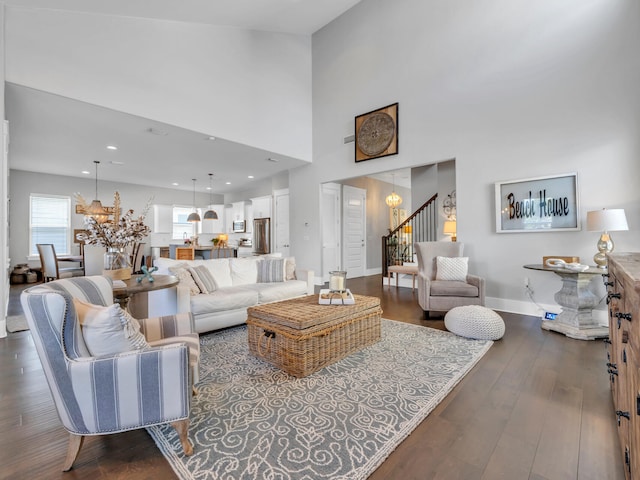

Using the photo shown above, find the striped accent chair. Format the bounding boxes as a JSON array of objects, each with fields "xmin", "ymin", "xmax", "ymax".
[{"xmin": 20, "ymin": 276, "xmax": 200, "ymax": 471}]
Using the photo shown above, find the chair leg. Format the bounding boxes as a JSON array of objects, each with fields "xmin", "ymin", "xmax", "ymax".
[
  {"xmin": 423, "ymin": 310, "xmax": 430, "ymax": 320},
  {"xmin": 62, "ymin": 433, "xmax": 84, "ymax": 471},
  {"xmin": 171, "ymin": 419, "xmax": 193, "ymax": 456}
]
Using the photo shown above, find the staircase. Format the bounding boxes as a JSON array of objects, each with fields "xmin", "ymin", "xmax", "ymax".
[{"xmin": 382, "ymin": 193, "xmax": 438, "ymax": 278}]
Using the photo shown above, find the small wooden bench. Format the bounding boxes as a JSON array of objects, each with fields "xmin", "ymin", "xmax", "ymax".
[{"xmin": 387, "ymin": 264, "xmax": 419, "ymax": 290}]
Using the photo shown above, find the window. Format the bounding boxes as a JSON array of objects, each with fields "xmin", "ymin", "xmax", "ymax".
[
  {"xmin": 30, "ymin": 194, "xmax": 71, "ymax": 256},
  {"xmin": 172, "ymin": 206, "xmax": 199, "ymax": 240}
]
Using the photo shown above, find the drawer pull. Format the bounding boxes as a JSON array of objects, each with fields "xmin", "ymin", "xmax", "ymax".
[
  {"xmin": 607, "ymin": 293, "xmax": 621, "ymax": 304},
  {"xmin": 615, "ymin": 312, "xmax": 632, "ymax": 321},
  {"xmin": 616, "ymin": 410, "xmax": 630, "ymax": 425}
]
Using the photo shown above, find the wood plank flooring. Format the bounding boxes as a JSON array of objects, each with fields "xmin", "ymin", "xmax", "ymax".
[{"xmin": 0, "ymin": 276, "xmax": 625, "ymax": 479}]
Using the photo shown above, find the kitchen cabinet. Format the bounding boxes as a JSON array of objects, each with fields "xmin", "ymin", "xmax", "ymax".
[
  {"xmin": 152, "ymin": 204, "xmax": 173, "ymax": 233},
  {"xmin": 200, "ymin": 204, "xmax": 225, "ymax": 234},
  {"xmin": 251, "ymin": 195, "xmax": 272, "ymax": 219},
  {"xmin": 226, "ymin": 201, "xmax": 247, "ymax": 233}
]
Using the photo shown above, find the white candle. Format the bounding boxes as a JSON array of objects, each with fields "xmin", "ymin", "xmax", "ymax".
[{"xmin": 330, "ymin": 275, "xmax": 345, "ymax": 291}]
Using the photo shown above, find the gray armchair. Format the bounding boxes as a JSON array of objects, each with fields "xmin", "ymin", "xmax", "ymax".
[
  {"xmin": 415, "ymin": 241, "xmax": 485, "ymax": 319},
  {"xmin": 20, "ymin": 276, "xmax": 199, "ymax": 471}
]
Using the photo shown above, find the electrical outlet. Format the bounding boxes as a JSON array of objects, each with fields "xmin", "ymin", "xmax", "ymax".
[{"xmin": 523, "ymin": 277, "xmax": 529, "ymax": 288}]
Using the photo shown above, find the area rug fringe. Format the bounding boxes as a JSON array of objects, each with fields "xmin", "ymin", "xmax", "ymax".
[{"xmin": 148, "ymin": 319, "xmax": 493, "ymax": 480}]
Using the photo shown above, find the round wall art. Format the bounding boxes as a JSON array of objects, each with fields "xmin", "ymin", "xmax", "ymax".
[{"xmin": 355, "ymin": 103, "xmax": 398, "ymax": 162}]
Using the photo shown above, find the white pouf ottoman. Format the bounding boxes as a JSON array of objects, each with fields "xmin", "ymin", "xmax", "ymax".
[{"xmin": 444, "ymin": 305, "xmax": 505, "ymax": 340}]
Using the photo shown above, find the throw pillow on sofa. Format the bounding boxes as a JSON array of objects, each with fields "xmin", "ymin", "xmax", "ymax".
[
  {"xmin": 74, "ymin": 298, "xmax": 149, "ymax": 356},
  {"xmin": 258, "ymin": 258, "xmax": 286, "ymax": 283},
  {"xmin": 169, "ymin": 265, "xmax": 201, "ymax": 295},
  {"xmin": 188, "ymin": 265, "xmax": 217, "ymax": 293}
]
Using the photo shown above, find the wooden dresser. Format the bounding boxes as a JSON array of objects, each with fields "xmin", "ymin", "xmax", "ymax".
[{"xmin": 606, "ymin": 252, "xmax": 640, "ymax": 479}]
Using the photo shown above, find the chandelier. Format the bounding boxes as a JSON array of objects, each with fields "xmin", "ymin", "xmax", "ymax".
[
  {"xmin": 86, "ymin": 160, "xmax": 110, "ymax": 223},
  {"xmin": 385, "ymin": 174, "xmax": 403, "ymax": 208}
]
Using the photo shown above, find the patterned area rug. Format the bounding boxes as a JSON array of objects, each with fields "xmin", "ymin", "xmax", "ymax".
[{"xmin": 148, "ymin": 319, "xmax": 492, "ymax": 480}]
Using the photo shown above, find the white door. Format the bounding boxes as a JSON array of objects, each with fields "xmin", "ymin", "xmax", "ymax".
[
  {"xmin": 273, "ymin": 189, "xmax": 290, "ymax": 257},
  {"xmin": 321, "ymin": 183, "xmax": 341, "ymax": 283},
  {"xmin": 342, "ymin": 185, "xmax": 366, "ymax": 279}
]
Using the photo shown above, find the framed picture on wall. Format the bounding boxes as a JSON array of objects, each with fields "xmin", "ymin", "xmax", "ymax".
[
  {"xmin": 355, "ymin": 103, "xmax": 398, "ymax": 162},
  {"xmin": 494, "ymin": 172, "xmax": 580, "ymax": 233}
]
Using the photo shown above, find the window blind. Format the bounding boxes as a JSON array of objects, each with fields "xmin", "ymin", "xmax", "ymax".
[{"xmin": 30, "ymin": 195, "xmax": 71, "ymax": 255}]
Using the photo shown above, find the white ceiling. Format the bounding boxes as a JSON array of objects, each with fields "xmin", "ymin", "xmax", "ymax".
[
  {"xmin": 4, "ymin": 0, "xmax": 362, "ymax": 194},
  {"xmin": 4, "ymin": 0, "xmax": 362, "ymax": 35}
]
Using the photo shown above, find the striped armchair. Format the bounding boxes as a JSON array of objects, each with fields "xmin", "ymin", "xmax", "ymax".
[{"xmin": 20, "ymin": 276, "xmax": 199, "ymax": 471}]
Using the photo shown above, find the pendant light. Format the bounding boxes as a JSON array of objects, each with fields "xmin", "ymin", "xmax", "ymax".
[
  {"xmin": 187, "ymin": 178, "xmax": 201, "ymax": 222},
  {"xmin": 86, "ymin": 160, "xmax": 110, "ymax": 223},
  {"xmin": 203, "ymin": 173, "xmax": 219, "ymax": 220},
  {"xmin": 385, "ymin": 173, "xmax": 403, "ymax": 208}
]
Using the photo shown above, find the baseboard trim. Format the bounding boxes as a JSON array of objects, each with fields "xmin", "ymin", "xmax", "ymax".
[{"xmin": 486, "ymin": 297, "xmax": 608, "ymax": 326}]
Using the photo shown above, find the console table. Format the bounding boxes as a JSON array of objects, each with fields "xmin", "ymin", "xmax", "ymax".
[{"xmin": 523, "ymin": 264, "xmax": 608, "ymax": 340}]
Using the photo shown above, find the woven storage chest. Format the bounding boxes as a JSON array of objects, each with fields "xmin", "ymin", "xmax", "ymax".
[{"xmin": 247, "ymin": 294, "xmax": 382, "ymax": 377}]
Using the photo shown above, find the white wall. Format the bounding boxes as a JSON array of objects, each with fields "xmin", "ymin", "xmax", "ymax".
[
  {"xmin": 0, "ymin": 4, "xmax": 7, "ymax": 337},
  {"xmin": 295, "ymin": 0, "xmax": 640, "ymax": 315},
  {"xmin": 5, "ymin": 7, "xmax": 312, "ymax": 161}
]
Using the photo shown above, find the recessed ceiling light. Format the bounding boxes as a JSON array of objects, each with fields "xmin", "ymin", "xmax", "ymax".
[
  {"xmin": 110, "ymin": 161, "xmax": 124, "ymax": 165},
  {"xmin": 206, "ymin": 136, "xmax": 216, "ymax": 141},
  {"xmin": 248, "ymin": 175, "xmax": 254, "ymax": 179},
  {"xmin": 148, "ymin": 128, "xmax": 168, "ymax": 136},
  {"xmin": 267, "ymin": 157, "xmax": 279, "ymax": 162},
  {"xmin": 206, "ymin": 186, "xmax": 212, "ymax": 190},
  {"xmin": 172, "ymin": 182, "xmax": 179, "ymax": 186},
  {"xmin": 106, "ymin": 145, "xmax": 118, "ymax": 150},
  {"xmin": 81, "ymin": 170, "xmax": 90, "ymax": 175},
  {"xmin": 225, "ymin": 182, "xmax": 231, "ymax": 185}
]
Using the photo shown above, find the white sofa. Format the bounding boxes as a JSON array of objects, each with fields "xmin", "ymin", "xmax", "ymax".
[{"xmin": 153, "ymin": 255, "xmax": 314, "ymax": 334}]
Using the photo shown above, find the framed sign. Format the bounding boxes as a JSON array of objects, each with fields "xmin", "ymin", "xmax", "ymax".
[
  {"xmin": 495, "ymin": 173, "xmax": 580, "ymax": 233},
  {"xmin": 355, "ymin": 103, "xmax": 398, "ymax": 162}
]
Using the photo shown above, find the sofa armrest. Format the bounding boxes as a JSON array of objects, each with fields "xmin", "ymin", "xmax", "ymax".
[
  {"xmin": 466, "ymin": 274, "xmax": 486, "ymax": 304},
  {"xmin": 416, "ymin": 272, "xmax": 432, "ymax": 310},
  {"xmin": 296, "ymin": 269, "xmax": 315, "ymax": 295},
  {"xmin": 176, "ymin": 284, "xmax": 192, "ymax": 313}
]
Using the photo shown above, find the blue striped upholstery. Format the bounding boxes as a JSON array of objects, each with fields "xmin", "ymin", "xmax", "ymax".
[{"xmin": 20, "ymin": 275, "xmax": 197, "ymax": 465}]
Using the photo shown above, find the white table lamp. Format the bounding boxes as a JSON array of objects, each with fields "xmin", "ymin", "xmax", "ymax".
[{"xmin": 586, "ymin": 208, "xmax": 628, "ymax": 269}]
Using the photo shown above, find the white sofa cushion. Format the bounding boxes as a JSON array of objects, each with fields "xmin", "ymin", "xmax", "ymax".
[
  {"xmin": 200, "ymin": 258, "xmax": 233, "ymax": 288},
  {"xmin": 242, "ymin": 281, "xmax": 309, "ymax": 304},
  {"xmin": 189, "ymin": 287, "xmax": 259, "ymax": 316},
  {"xmin": 229, "ymin": 258, "xmax": 259, "ymax": 286}
]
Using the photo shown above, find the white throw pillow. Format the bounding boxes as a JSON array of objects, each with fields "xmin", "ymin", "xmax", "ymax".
[
  {"xmin": 74, "ymin": 299, "xmax": 149, "ymax": 356},
  {"xmin": 435, "ymin": 256, "xmax": 469, "ymax": 281},
  {"xmin": 170, "ymin": 266, "xmax": 201, "ymax": 296}
]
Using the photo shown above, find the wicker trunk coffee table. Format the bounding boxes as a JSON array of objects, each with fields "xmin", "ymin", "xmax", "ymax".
[{"xmin": 247, "ymin": 294, "xmax": 382, "ymax": 378}]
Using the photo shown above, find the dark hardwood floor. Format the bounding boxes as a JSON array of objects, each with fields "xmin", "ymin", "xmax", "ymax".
[{"xmin": 1, "ymin": 276, "xmax": 624, "ymax": 479}]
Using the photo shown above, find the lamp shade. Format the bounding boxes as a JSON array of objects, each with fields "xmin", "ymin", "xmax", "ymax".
[
  {"xmin": 203, "ymin": 209, "xmax": 218, "ymax": 220},
  {"xmin": 443, "ymin": 220, "xmax": 457, "ymax": 235},
  {"xmin": 187, "ymin": 211, "xmax": 201, "ymax": 222},
  {"xmin": 586, "ymin": 209, "xmax": 628, "ymax": 232}
]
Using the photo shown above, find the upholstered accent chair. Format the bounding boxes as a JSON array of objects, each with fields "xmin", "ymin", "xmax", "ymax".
[
  {"xmin": 20, "ymin": 276, "xmax": 199, "ymax": 471},
  {"xmin": 415, "ymin": 241, "xmax": 485, "ymax": 319}
]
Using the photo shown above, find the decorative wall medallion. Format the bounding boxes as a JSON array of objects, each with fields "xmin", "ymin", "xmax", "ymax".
[{"xmin": 355, "ymin": 103, "xmax": 398, "ymax": 162}]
